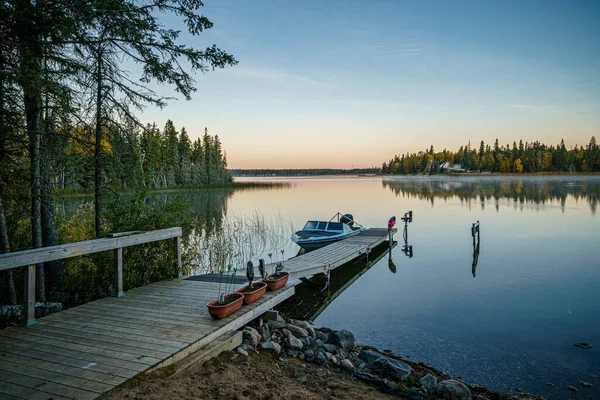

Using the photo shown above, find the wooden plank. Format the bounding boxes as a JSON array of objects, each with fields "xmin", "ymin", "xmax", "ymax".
[
  {"xmin": 22, "ymin": 264, "xmax": 36, "ymax": 326},
  {"xmin": 0, "ymin": 380, "xmax": 70, "ymax": 400},
  {"xmin": 0, "ymin": 351, "xmax": 126, "ymax": 386},
  {"xmin": 28, "ymin": 324, "xmax": 182, "ymax": 354},
  {"xmin": 0, "ymin": 330, "xmax": 160, "ymax": 366},
  {"xmin": 0, "ymin": 227, "xmax": 182, "ymax": 271},
  {"xmin": 112, "ymin": 247, "xmax": 124, "ymax": 297},
  {"xmin": 0, "ymin": 336, "xmax": 147, "ymax": 372},
  {"xmin": 0, "ymin": 368, "xmax": 99, "ymax": 400},
  {"xmin": 1, "ymin": 328, "xmax": 172, "ymax": 360},
  {"xmin": 0, "ymin": 344, "xmax": 137, "ymax": 379}
]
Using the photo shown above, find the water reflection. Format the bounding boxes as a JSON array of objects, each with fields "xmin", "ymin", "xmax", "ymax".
[
  {"xmin": 382, "ymin": 176, "xmax": 600, "ymax": 214},
  {"xmin": 471, "ymin": 221, "xmax": 481, "ymax": 278}
]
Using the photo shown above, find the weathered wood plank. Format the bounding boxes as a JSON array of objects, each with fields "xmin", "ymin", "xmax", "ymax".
[
  {"xmin": 0, "ymin": 351, "xmax": 126, "ymax": 386},
  {"xmin": 0, "ymin": 336, "xmax": 147, "ymax": 372},
  {"xmin": 0, "ymin": 380, "xmax": 70, "ymax": 400},
  {"xmin": 0, "ymin": 344, "xmax": 137, "ymax": 379},
  {"xmin": 0, "ymin": 368, "xmax": 99, "ymax": 400},
  {"xmin": 0, "ymin": 227, "xmax": 182, "ymax": 271}
]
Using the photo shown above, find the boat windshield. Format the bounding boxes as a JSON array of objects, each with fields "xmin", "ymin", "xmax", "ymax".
[
  {"xmin": 317, "ymin": 221, "xmax": 328, "ymax": 230},
  {"xmin": 326, "ymin": 222, "xmax": 344, "ymax": 231},
  {"xmin": 304, "ymin": 221, "xmax": 318, "ymax": 229}
]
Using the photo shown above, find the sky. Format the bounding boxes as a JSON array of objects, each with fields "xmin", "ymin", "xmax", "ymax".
[{"xmin": 140, "ymin": 0, "xmax": 600, "ymax": 169}]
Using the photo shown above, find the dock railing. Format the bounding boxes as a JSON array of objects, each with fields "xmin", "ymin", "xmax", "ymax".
[{"xmin": 0, "ymin": 227, "xmax": 182, "ymax": 326}]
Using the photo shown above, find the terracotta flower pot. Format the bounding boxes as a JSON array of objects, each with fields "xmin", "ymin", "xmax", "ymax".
[
  {"xmin": 236, "ymin": 281, "xmax": 267, "ymax": 305},
  {"xmin": 207, "ymin": 293, "xmax": 244, "ymax": 320},
  {"xmin": 263, "ymin": 272, "xmax": 289, "ymax": 291}
]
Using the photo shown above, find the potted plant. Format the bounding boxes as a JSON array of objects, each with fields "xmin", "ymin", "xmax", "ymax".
[
  {"xmin": 236, "ymin": 261, "xmax": 267, "ymax": 304},
  {"xmin": 262, "ymin": 249, "xmax": 289, "ymax": 291},
  {"xmin": 207, "ymin": 266, "xmax": 243, "ymax": 319}
]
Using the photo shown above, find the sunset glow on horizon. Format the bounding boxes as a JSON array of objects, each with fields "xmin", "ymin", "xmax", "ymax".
[{"xmin": 143, "ymin": 0, "xmax": 600, "ymax": 169}]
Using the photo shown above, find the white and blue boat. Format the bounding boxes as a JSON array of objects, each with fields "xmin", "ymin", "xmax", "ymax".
[{"xmin": 292, "ymin": 213, "xmax": 366, "ymax": 250}]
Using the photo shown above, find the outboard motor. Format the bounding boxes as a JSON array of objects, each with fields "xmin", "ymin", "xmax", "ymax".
[{"xmin": 340, "ymin": 214, "xmax": 354, "ymax": 227}]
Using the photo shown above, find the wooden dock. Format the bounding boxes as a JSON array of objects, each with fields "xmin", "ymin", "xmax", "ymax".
[
  {"xmin": 261, "ymin": 228, "xmax": 395, "ymax": 280},
  {"xmin": 0, "ymin": 279, "xmax": 294, "ymax": 400},
  {"xmin": 0, "ymin": 227, "xmax": 395, "ymax": 399}
]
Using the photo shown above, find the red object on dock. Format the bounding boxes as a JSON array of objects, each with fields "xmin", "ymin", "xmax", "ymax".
[{"xmin": 388, "ymin": 216, "xmax": 396, "ymax": 230}]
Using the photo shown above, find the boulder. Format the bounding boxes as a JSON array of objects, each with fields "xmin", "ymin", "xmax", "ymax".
[
  {"xmin": 420, "ymin": 374, "xmax": 437, "ymax": 393},
  {"xmin": 371, "ymin": 356, "xmax": 412, "ymax": 381},
  {"xmin": 359, "ymin": 349, "xmax": 382, "ymax": 365},
  {"xmin": 285, "ymin": 324, "xmax": 309, "ymax": 338},
  {"xmin": 340, "ymin": 359, "xmax": 354, "ymax": 369},
  {"xmin": 259, "ymin": 341, "xmax": 281, "ymax": 354},
  {"xmin": 242, "ymin": 327, "xmax": 261, "ymax": 347},
  {"xmin": 293, "ymin": 320, "xmax": 315, "ymax": 336},
  {"xmin": 257, "ymin": 324, "xmax": 270, "ymax": 342},
  {"xmin": 286, "ymin": 335, "xmax": 304, "ymax": 350},
  {"xmin": 328, "ymin": 330, "xmax": 356, "ymax": 351},
  {"xmin": 235, "ymin": 347, "xmax": 249, "ymax": 356},
  {"xmin": 435, "ymin": 379, "xmax": 472, "ymax": 400},
  {"xmin": 315, "ymin": 351, "xmax": 327, "ymax": 364},
  {"xmin": 282, "ymin": 328, "xmax": 292, "ymax": 337},
  {"xmin": 320, "ymin": 343, "xmax": 338, "ymax": 354}
]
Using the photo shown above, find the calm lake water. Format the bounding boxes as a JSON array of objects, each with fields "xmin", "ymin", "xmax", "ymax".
[
  {"xmin": 59, "ymin": 176, "xmax": 599, "ymax": 399},
  {"xmin": 230, "ymin": 176, "xmax": 600, "ymax": 400}
]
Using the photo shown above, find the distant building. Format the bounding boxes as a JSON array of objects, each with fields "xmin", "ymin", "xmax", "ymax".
[{"xmin": 427, "ymin": 160, "xmax": 466, "ymax": 173}]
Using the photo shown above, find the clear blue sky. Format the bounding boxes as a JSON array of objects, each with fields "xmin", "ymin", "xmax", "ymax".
[{"xmin": 142, "ymin": 0, "xmax": 600, "ymax": 168}]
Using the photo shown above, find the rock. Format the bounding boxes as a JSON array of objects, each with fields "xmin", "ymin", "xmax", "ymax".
[
  {"xmin": 242, "ymin": 327, "xmax": 261, "ymax": 347},
  {"xmin": 286, "ymin": 335, "xmax": 304, "ymax": 350},
  {"xmin": 371, "ymin": 356, "xmax": 412, "ymax": 381},
  {"xmin": 546, "ymin": 383, "xmax": 554, "ymax": 387},
  {"xmin": 359, "ymin": 349, "xmax": 382, "ymax": 365},
  {"xmin": 340, "ymin": 359, "xmax": 354, "ymax": 369},
  {"xmin": 580, "ymin": 381, "xmax": 593, "ymax": 388},
  {"xmin": 286, "ymin": 324, "xmax": 309, "ymax": 338},
  {"xmin": 298, "ymin": 375, "xmax": 308, "ymax": 384},
  {"xmin": 324, "ymin": 352, "xmax": 332, "ymax": 361},
  {"xmin": 259, "ymin": 341, "xmax": 281, "ymax": 354},
  {"xmin": 567, "ymin": 386, "xmax": 578, "ymax": 392},
  {"xmin": 282, "ymin": 328, "xmax": 292, "ymax": 337},
  {"xmin": 315, "ymin": 352, "xmax": 327, "ymax": 364},
  {"xmin": 299, "ymin": 336, "xmax": 316, "ymax": 349},
  {"xmin": 304, "ymin": 349, "xmax": 314, "ymax": 359},
  {"xmin": 474, "ymin": 395, "xmax": 490, "ymax": 400},
  {"xmin": 573, "ymin": 342, "xmax": 593, "ymax": 349},
  {"xmin": 286, "ymin": 349, "xmax": 298, "ymax": 357},
  {"xmin": 328, "ymin": 330, "xmax": 356, "ymax": 351},
  {"xmin": 320, "ymin": 343, "xmax": 338, "ymax": 354},
  {"xmin": 435, "ymin": 379, "xmax": 472, "ymax": 400},
  {"xmin": 420, "ymin": 374, "xmax": 438, "ymax": 393},
  {"xmin": 293, "ymin": 320, "xmax": 316, "ymax": 336},
  {"xmin": 257, "ymin": 324, "xmax": 270, "ymax": 342},
  {"xmin": 330, "ymin": 355, "xmax": 339, "ymax": 365},
  {"xmin": 239, "ymin": 343, "xmax": 254, "ymax": 352},
  {"xmin": 317, "ymin": 332, "xmax": 328, "ymax": 341},
  {"xmin": 235, "ymin": 347, "xmax": 249, "ymax": 356}
]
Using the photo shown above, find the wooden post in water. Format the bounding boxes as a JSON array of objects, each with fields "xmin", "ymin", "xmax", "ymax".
[
  {"xmin": 174, "ymin": 236, "xmax": 182, "ymax": 278},
  {"xmin": 112, "ymin": 247, "xmax": 124, "ymax": 297},
  {"xmin": 22, "ymin": 264, "xmax": 36, "ymax": 325}
]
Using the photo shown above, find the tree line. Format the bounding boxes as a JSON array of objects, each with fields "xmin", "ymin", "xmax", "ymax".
[
  {"xmin": 0, "ymin": 0, "xmax": 236, "ymax": 306},
  {"xmin": 381, "ymin": 137, "xmax": 600, "ymax": 174}
]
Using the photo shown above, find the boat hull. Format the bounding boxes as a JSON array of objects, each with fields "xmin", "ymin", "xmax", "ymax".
[{"xmin": 292, "ymin": 229, "xmax": 363, "ymax": 250}]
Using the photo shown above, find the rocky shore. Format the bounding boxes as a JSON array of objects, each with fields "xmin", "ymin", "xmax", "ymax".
[{"xmin": 236, "ymin": 316, "xmax": 544, "ymax": 400}]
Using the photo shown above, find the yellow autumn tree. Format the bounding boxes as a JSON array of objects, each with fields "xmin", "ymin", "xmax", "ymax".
[{"xmin": 514, "ymin": 158, "xmax": 523, "ymax": 173}]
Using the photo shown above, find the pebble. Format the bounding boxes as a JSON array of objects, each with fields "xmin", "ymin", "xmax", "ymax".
[
  {"xmin": 567, "ymin": 386, "xmax": 578, "ymax": 392},
  {"xmin": 235, "ymin": 347, "xmax": 249, "ymax": 357},
  {"xmin": 580, "ymin": 381, "xmax": 593, "ymax": 388},
  {"xmin": 297, "ymin": 375, "xmax": 308, "ymax": 384},
  {"xmin": 340, "ymin": 359, "xmax": 354, "ymax": 369}
]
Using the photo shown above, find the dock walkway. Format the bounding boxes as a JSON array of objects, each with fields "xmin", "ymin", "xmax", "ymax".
[
  {"xmin": 261, "ymin": 228, "xmax": 395, "ymax": 280},
  {"xmin": 0, "ymin": 227, "xmax": 394, "ymax": 399},
  {"xmin": 0, "ymin": 280, "xmax": 294, "ymax": 400}
]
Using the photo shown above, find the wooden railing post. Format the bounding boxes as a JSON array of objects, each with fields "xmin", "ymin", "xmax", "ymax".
[
  {"xmin": 174, "ymin": 236, "xmax": 182, "ymax": 278},
  {"xmin": 112, "ymin": 247, "xmax": 124, "ymax": 297},
  {"xmin": 22, "ymin": 264, "xmax": 36, "ymax": 326}
]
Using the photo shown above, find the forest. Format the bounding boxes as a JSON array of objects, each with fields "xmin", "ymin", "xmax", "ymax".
[
  {"xmin": 0, "ymin": 0, "xmax": 236, "ymax": 308},
  {"xmin": 381, "ymin": 137, "xmax": 600, "ymax": 174}
]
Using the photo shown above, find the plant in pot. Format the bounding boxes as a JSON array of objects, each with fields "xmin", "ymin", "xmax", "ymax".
[
  {"xmin": 235, "ymin": 261, "xmax": 267, "ymax": 304},
  {"xmin": 207, "ymin": 266, "xmax": 244, "ymax": 319},
  {"xmin": 263, "ymin": 249, "xmax": 289, "ymax": 291}
]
